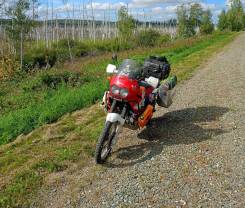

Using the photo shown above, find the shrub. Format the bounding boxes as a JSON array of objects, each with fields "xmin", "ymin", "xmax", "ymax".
[
  {"xmin": 93, "ymin": 40, "xmax": 113, "ymax": 52},
  {"xmin": 40, "ymin": 72, "xmax": 82, "ymax": 89},
  {"xmin": 110, "ymin": 39, "xmax": 121, "ymax": 52},
  {"xmin": 157, "ymin": 34, "xmax": 171, "ymax": 45},
  {"xmin": 21, "ymin": 32, "xmax": 163, "ymax": 72},
  {"xmin": 87, "ymin": 39, "xmax": 134, "ymax": 53},
  {"xmin": 135, "ymin": 29, "xmax": 161, "ymax": 47},
  {"xmin": 56, "ymin": 39, "xmax": 77, "ymax": 49},
  {"xmin": 73, "ymin": 42, "xmax": 89, "ymax": 57},
  {"xmin": 0, "ymin": 55, "xmax": 20, "ymax": 79},
  {"xmin": 23, "ymin": 47, "xmax": 57, "ymax": 71}
]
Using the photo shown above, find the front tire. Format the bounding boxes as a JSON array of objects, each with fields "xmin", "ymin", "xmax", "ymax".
[{"xmin": 95, "ymin": 121, "xmax": 117, "ymax": 164}]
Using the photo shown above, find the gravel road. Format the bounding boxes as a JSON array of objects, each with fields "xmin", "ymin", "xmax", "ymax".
[{"xmin": 39, "ymin": 33, "xmax": 245, "ymax": 208}]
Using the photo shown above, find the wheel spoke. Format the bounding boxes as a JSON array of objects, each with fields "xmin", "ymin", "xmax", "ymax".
[
  {"xmin": 95, "ymin": 122, "xmax": 119, "ymax": 164},
  {"xmin": 101, "ymin": 123, "xmax": 117, "ymax": 160}
]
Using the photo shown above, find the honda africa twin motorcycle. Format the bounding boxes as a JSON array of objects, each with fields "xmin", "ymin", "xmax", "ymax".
[{"xmin": 95, "ymin": 57, "xmax": 177, "ymax": 164}]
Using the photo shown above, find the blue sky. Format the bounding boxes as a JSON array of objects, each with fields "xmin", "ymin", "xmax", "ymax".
[{"xmin": 37, "ymin": 0, "xmax": 243, "ymax": 22}]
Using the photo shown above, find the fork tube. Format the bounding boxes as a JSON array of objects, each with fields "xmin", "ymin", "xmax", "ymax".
[
  {"xmin": 110, "ymin": 100, "xmax": 117, "ymax": 113},
  {"xmin": 121, "ymin": 105, "xmax": 127, "ymax": 118}
]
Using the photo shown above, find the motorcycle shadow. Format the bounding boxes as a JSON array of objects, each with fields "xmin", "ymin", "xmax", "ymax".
[{"xmin": 105, "ymin": 106, "xmax": 230, "ymax": 168}]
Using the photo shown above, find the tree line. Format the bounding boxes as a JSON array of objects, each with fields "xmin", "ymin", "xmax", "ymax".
[
  {"xmin": 176, "ymin": 0, "xmax": 245, "ymax": 37},
  {"xmin": 176, "ymin": 3, "xmax": 214, "ymax": 37},
  {"xmin": 218, "ymin": 0, "xmax": 245, "ymax": 31}
]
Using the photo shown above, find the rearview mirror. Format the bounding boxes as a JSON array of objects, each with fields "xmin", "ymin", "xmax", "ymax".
[
  {"xmin": 106, "ymin": 64, "xmax": 117, "ymax": 74},
  {"xmin": 112, "ymin": 54, "xmax": 118, "ymax": 63}
]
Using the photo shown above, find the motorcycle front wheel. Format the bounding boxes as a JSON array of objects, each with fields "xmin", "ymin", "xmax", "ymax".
[{"xmin": 95, "ymin": 121, "xmax": 118, "ymax": 164}]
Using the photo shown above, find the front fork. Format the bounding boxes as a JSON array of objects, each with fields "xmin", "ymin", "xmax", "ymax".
[{"xmin": 106, "ymin": 100, "xmax": 127, "ymax": 145}]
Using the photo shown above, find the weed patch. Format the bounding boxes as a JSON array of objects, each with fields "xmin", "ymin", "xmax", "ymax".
[
  {"xmin": 0, "ymin": 170, "xmax": 43, "ymax": 208},
  {"xmin": 32, "ymin": 160, "xmax": 66, "ymax": 173}
]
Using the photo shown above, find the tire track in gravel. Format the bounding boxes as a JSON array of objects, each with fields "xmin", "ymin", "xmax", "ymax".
[{"xmin": 39, "ymin": 33, "xmax": 245, "ymax": 208}]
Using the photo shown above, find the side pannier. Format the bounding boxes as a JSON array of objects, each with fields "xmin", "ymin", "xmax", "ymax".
[{"xmin": 157, "ymin": 75, "xmax": 177, "ymax": 108}]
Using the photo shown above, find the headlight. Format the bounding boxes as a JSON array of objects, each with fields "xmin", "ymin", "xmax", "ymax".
[
  {"xmin": 120, "ymin": 88, "xmax": 129, "ymax": 98},
  {"xmin": 111, "ymin": 86, "xmax": 129, "ymax": 98},
  {"xmin": 111, "ymin": 85, "xmax": 120, "ymax": 95}
]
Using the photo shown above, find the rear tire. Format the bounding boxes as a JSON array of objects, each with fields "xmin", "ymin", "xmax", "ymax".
[{"xmin": 95, "ymin": 121, "xmax": 117, "ymax": 164}]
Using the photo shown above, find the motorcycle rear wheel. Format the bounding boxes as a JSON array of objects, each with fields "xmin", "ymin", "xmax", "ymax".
[{"xmin": 95, "ymin": 121, "xmax": 117, "ymax": 164}]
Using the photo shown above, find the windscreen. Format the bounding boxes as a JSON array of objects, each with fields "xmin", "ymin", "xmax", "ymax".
[{"xmin": 117, "ymin": 59, "xmax": 142, "ymax": 79}]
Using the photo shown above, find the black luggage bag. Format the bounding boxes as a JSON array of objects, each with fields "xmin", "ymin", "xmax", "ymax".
[{"xmin": 142, "ymin": 56, "xmax": 171, "ymax": 80}]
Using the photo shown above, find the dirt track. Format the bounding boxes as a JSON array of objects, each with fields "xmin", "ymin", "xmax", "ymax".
[{"xmin": 37, "ymin": 33, "xmax": 245, "ymax": 208}]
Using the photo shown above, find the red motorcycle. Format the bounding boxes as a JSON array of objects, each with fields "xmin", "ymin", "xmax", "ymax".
[{"xmin": 95, "ymin": 58, "xmax": 176, "ymax": 164}]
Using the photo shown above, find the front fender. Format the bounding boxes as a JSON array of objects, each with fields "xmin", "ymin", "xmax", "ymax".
[{"xmin": 106, "ymin": 113, "xmax": 125, "ymax": 125}]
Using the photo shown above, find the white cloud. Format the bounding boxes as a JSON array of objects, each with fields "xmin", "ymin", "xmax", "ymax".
[
  {"xmin": 165, "ymin": 5, "xmax": 178, "ymax": 13},
  {"xmin": 131, "ymin": 0, "xmax": 200, "ymax": 8},
  {"xmin": 86, "ymin": 2, "xmax": 127, "ymax": 10},
  {"xmin": 152, "ymin": 7, "xmax": 163, "ymax": 13},
  {"xmin": 200, "ymin": 2, "xmax": 216, "ymax": 10}
]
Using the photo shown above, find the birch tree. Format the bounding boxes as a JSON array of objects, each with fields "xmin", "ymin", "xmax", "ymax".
[
  {"xmin": 190, "ymin": 3, "xmax": 203, "ymax": 29},
  {"xmin": 177, "ymin": 4, "xmax": 194, "ymax": 37},
  {"xmin": 227, "ymin": 0, "xmax": 245, "ymax": 31},
  {"xmin": 6, "ymin": 0, "xmax": 33, "ymax": 70},
  {"xmin": 117, "ymin": 6, "xmax": 135, "ymax": 41},
  {"xmin": 62, "ymin": 0, "xmax": 73, "ymax": 61},
  {"xmin": 218, "ymin": 10, "xmax": 228, "ymax": 31},
  {"xmin": 200, "ymin": 10, "xmax": 214, "ymax": 34}
]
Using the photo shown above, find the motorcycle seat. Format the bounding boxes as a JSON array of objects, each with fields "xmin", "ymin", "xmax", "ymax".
[{"xmin": 139, "ymin": 81, "xmax": 152, "ymax": 88}]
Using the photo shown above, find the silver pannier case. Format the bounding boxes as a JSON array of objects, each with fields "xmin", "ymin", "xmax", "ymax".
[{"xmin": 157, "ymin": 76, "xmax": 177, "ymax": 108}]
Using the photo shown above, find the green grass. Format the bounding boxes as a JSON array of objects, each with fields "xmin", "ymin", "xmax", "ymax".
[
  {"xmin": 0, "ymin": 32, "xmax": 237, "ymax": 145},
  {"xmin": 0, "ymin": 105, "xmax": 105, "ymax": 208},
  {"xmin": 0, "ymin": 31, "xmax": 238, "ymax": 208},
  {"xmin": 22, "ymin": 32, "xmax": 170, "ymax": 71},
  {"xmin": 32, "ymin": 160, "xmax": 66, "ymax": 173},
  {"xmin": 0, "ymin": 170, "xmax": 43, "ymax": 207},
  {"xmin": 0, "ymin": 80, "xmax": 108, "ymax": 144}
]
